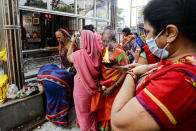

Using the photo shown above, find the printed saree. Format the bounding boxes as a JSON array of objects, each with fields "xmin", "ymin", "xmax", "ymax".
[
  {"xmin": 37, "ymin": 64, "xmax": 73, "ymax": 126},
  {"xmin": 58, "ymin": 42, "xmax": 78, "ymax": 69},
  {"xmin": 135, "ymin": 55, "xmax": 196, "ymax": 130}
]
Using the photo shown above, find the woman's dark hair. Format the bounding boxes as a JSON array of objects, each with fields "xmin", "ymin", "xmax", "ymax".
[
  {"xmin": 134, "ymin": 33, "xmax": 139, "ymax": 37},
  {"xmin": 83, "ymin": 25, "xmax": 94, "ymax": 33},
  {"xmin": 143, "ymin": 0, "xmax": 196, "ymax": 43},
  {"xmin": 122, "ymin": 28, "xmax": 132, "ymax": 36}
]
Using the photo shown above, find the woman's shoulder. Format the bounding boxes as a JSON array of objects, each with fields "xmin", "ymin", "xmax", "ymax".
[
  {"xmin": 154, "ymin": 55, "xmax": 196, "ymax": 85},
  {"xmin": 113, "ymin": 48, "xmax": 126, "ymax": 59}
]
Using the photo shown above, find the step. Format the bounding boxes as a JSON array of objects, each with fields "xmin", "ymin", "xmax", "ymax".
[{"xmin": 0, "ymin": 93, "xmax": 44, "ymax": 131}]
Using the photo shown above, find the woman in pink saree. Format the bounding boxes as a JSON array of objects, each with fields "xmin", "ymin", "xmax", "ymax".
[{"xmin": 67, "ymin": 30, "xmax": 101, "ymax": 131}]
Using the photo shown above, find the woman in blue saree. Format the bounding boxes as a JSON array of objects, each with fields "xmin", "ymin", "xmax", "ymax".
[{"xmin": 37, "ymin": 64, "xmax": 73, "ymax": 126}]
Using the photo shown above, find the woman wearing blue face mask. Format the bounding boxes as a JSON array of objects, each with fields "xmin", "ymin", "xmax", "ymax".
[
  {"xmin": 111, "ymin": 0, "xmax": 196, "ymax": 130},
  {"xmin": 146, "ymin": 30, "xmax": 169, "ymax": 59}
]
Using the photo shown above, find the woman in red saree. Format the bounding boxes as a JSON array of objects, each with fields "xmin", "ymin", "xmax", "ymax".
[
  {"xmin": 111, "ymin": 0, "xmax": 196, "ymax": 130},
  {"xmin": 46, "ymin": 29, "xmax": 78, "ymax": 69},
  {"xmin": 122, "ymin": 28, "xmax": 135, "ymax": 51},
  {"xmin": 67, "ymin": 30, "xmax": 100, "ymax": 131},
  {"xmin": 91, "ymin": 29, "xmax": 128, "ymax": 131}
]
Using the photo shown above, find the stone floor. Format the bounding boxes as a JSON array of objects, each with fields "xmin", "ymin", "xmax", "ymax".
[
  {"xmin": 33, "ymin": 107, "xmax": 80, "ymax": 131},
  {"xmin": 33, "ymin": 122, "xmax": 80, "ymax": 131}
]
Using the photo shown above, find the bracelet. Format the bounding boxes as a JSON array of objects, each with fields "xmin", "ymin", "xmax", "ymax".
[
  {"xmin": 125, "ymin": 71, "xmax": 137, "ymax": 83},
  {"xmin": 101, "ymin": 85, "xmax": 106, "ymax": 91},
  {"xmin": 115, "ymin": 82, "xmax": 118, "ymax": 87}
]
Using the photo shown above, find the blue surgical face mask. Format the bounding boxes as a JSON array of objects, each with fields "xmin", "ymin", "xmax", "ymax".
[{"xmin": 146, "ymin": 30, "xmax": 169, "ymax": 59}]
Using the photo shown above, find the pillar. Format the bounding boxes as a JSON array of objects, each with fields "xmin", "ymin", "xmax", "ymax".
[
  {"xmin": 111, "ymin": 0, "xmax": 117, "ymax": 30},
  {"xmin": 74, "ymin": 0, "xmax": 78, "ymax": 29},
  {"xmin": 0, "ymin": 0, "xmax": 24, "ymax": 88}
]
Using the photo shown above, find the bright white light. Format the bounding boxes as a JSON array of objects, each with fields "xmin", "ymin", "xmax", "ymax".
[
  {"xmin": 132, "ymin": 0, "xmax": 149, "ymax": 7},
  {"xmin": 117, "ymin": 0, "xmax": 150, "ymax": 27}
]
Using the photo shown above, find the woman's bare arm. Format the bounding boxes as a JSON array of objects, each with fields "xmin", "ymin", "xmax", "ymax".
[
  {"xmin": 111, "ymin": 64, "xmax": 159, "ymax": 131},
  {"xmin": 67, "ymin": 43, "xmax": 74, "ymax": 63},
  {"xmin": 111, "ymin": 75, "xmax": 160, "ymax": 131},
  {"xmin": 45, "ymin": 46, "xmax": 58, "ymax": 50},
  {"xmin": 38, "ymin": 84, "xmax": 44, "ymax": 93}
]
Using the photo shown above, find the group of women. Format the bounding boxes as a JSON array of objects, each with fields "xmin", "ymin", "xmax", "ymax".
[
  {"xmin": 38, "ymin": 0, "xmax": 196, "ymax": 130},
  {"xmin": 66, "ymin": 26, "xmax": 128, "ymax": 131}
]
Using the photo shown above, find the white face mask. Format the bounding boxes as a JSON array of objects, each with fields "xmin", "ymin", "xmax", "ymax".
[{"xmin": 146, "ymin": 30, "xmax": 169, "ymax": 59}]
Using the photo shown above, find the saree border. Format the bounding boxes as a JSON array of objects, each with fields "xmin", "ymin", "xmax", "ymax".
[
  {"xmin": 37, "ymin": 75, "xmax": 71, "ymax": 93},
  {"xmin": 143, "ymin": 88, "xmax": 177, "ymax": 125}
]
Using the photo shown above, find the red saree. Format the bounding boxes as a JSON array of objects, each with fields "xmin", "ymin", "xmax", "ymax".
[
  {"xmin": 122, "ymin": 35, "xmax": 133, "ymax": 47},
  {"xmin": 58, "ymin": 42, "xmax": 78, "ymax": 69},
  {"xmin": 143, "ymin": 44, "xmax": 159, "ymax": 64},
  {"xmin": 136, "ymin": 55, "xmax": 196, "ymax": 130}
]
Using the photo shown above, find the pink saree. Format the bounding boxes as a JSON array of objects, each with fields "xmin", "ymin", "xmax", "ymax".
[{"xmin": 73, "ymin": 30, "xmax": 100, "ymax": 131}]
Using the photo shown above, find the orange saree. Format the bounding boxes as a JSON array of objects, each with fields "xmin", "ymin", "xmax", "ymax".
[{"xmin": 91, "ymin": 48, "xmax": 128, "ymax": 131}]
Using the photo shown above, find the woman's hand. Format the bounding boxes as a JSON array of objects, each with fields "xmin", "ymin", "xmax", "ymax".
[
  {"xmin": 71, "ymin": 35, "xmax": 77, "ymax": 43},
  {"xmin": 133, "ymin": 49, "xmax": 141, "ymax": 63},
  {"xmin": 131, "ymin": 64, "xmax": 157, "ymax": 76},
  {"xmin": 38, "ymin": 83, "xmax": 44, "ymax": 93},
  {"xmin": 103, "ymin": 87, "xmax": 114, "ymax": 97},
  {"xmin": 122, "ymin": 63, "xmax": 141, "ymax": 70},
  {"xmin": 45, "ymin": 47, "xmax": 51, "ymax": 50}
]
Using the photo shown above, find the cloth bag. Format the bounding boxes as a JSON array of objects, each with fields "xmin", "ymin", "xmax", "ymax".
[{"xmin": 0, "ymin": 75, "xmax": 9, "ymax": 104}]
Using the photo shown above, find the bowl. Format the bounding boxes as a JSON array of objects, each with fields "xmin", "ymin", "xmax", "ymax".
[{"xmin": 101, "ymin": 60, "xmax": 117, "ymax": 68}]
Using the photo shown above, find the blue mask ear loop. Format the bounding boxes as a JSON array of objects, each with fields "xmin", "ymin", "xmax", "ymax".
[
  {"xmin": 156, "ymin": 30, "xmax": 170, "ymax": 60},
  {"xmin": 160, "ymin": 41, "xmax": 170, "ymax": 60},
  {"xmin": 153, "ymin": 30, "xmax": 164, "ymax": 60},
  {"xmin": 155, "ymin": 30, "xmax": 164, "ymax": 40}
]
